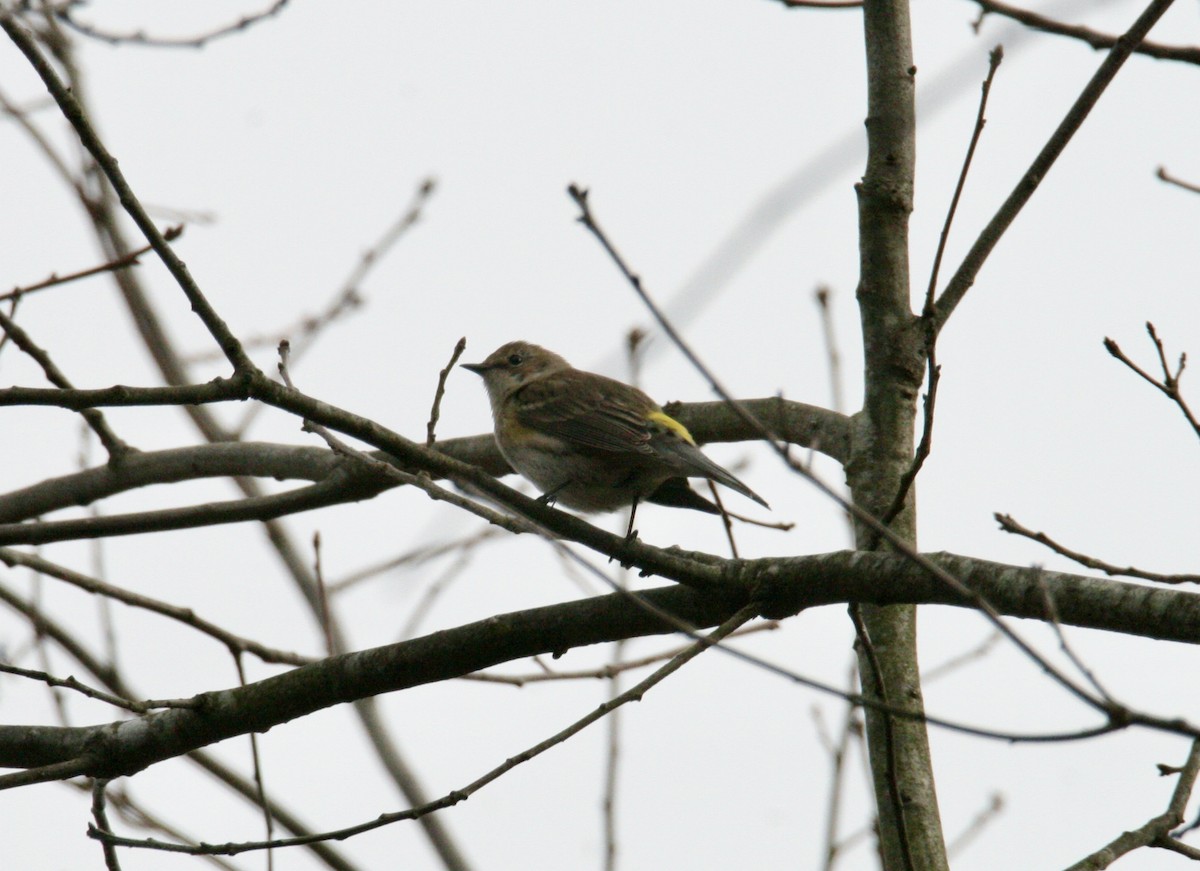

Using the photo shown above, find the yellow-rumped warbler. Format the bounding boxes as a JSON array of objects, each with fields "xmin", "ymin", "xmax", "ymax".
[{"xmin": 462, "ymin": 341, "xmax": 768, "ymax": 527}]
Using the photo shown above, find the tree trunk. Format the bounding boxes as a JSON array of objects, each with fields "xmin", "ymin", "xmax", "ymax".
[{"xmin": 851, "ymin": 2, "xmax": 949, "ymax": 869}]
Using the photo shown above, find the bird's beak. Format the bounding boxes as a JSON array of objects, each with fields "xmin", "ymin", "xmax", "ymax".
[{"xmin": 460, "ymin": 362, "xmax": 487, "ymax": 375}]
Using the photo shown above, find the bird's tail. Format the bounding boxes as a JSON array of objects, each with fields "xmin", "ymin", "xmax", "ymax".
[{"xmin": 654, "ymin": 439, "xmax": 769, "ymax": 509}]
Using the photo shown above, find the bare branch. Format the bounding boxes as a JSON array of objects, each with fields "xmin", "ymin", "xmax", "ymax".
[
  {"xmin": 0, "ymin": 662, "xmax": 154, "ymax": 715},
  {"xmin": 0, "ymin": 548, "xmax": 316, "ymax": 665},
  {"xmin": 56, "ymin": 0, "xmax": 293, "ymax": 49},
  {"xmin": 973, "ymin": 0, "xmax": 1200, "ymax": 65},
  {"xmin": 996, "ymin": 513, "xmax": 1200, "ymax": 585},
  {"xmin": 933, "ymin": 0, "xmax": 1179, "ymax": 333},
  {"xmin": 1, "ymin": 230, "xmax": 178, "ymax": 303},
  {"xmin": 1, "ymin": 16, "xmax": 256, "ymax": 373},
  {"xmin": 771, "ymin": 0, "xmax": 862, "ymax": 7},
  {"xmin": 0, "ymin": 307, "xmax": 131, "ymax": 459},
  {"xmin": 1104, "ymin": 325, "xmax": 1200, "ymax": 440},
  {"xmin": 86, "ymin": 605, "xmax": 759, "ymax": 857},
  {"xmin": 1062, "ymin": 739, "xmax": 1200, "ymax": 870},
  {"xmin": 90, "ymin": 780, "xmax": 123, "ymax": 871},
  {"xmin": 565, "ymin": 183, "xmax": 1131, "ymax": 727},
  {"xmin": 1157, "ymin": 166, "xmax": 1200, "ymax": 195},
  {"xmin": 427, "ymin": 337, "xmax": 467, "ymax": 446}
]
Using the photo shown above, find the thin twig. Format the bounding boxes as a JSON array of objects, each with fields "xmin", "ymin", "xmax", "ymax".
[
  {"xmin": 565, "ymin": 183, "xmax": 1122, "ymax": 722},
  {"xmin": 925, "ymin": 46, "xmax": 1003, "ymax": 314},
  {"xmin": 1, "ymin": 15, "xmax": 257, "ymax": 373},
  {"xmin": 57, "ymin": 0, "xmax": 293, "ymax": 49},
  {"xmin": 329, "ymin": 529, "xmax": 499, "ymax": 593},
  {"xmin": 877, "ymin": 47, "xmax": 1003, "ymax": 536},
  {"xmin": 428, "ymin": 337, "xmax": 467, "ymax": 446},
  {"xmin": 996, "ymin": 513, "xmax": 1200, "ymax": 585},
  {"xmin": 88, "ymin": 605, "xmax": 759, "ymax": 857},
  {"xmin": 1157, "ymin": 166, "xmax": 1200, "ymax": 195},
  {"xmin": 849, "ymin": 605, "xmax": 914, "ymax": 871},
  {"xmin": 0, "ymin": 548, "xmax": 315, "ymax": 665},
  {"xmin": 1032, "ymin": 571, "xmax": 1113, "ymax": 702},
  {"xmin": 91, "ymin": 779, "xmax": 123, "ymax": 871},
  {"xmin": 922, "ymin": 631, "xmax": 1002, "ymax": 683},
  {"xmin": 934, "ymin": 0, "xmax": 1179, "ymax": 333},
  {"xmin": 817, "ymin": 662, "xmax": 863, "ymax": 871},
  {"xmin": 707, "ymin": 480, "xmax": 739, "ymax": 558},
  {"xmin": 773, "ymin": 0, "xmax": 863, "ymax": 7},
  {"xmin": 814, "ymin": 286, "xmax": 847, "ymax": 416},
  {"xmin": 0, "ymin": 82, "xmax": 83, "ymax": 199},
  {"xmin": 0, "ymin": 306, "xmax": 131, "ymax": 458},
  {"xmin": 231, "ymin": 653, "xmax": 276, "ymax": 871},
  {"xmin": 973, "ymin": 0, "xmax": 1200, "ymax": 65},
  {"xmin": 398, "ymin": 549, "xmax": 477, "ymax": 640},
  {"xmin": 1104, "ymin": 324, "xmax": 1200, "ymax": 440},
  {"xmin": 946, "ymin": 793, "xmax": 1004, "ymax": 859},
  {"xmin": 69, "ymin": 780, "xmax": 243, "ymax": 871},
  {"xmin": 312, "ymin": 530, "xmax": 335, "ymax": 655},
  {"xmin": 0, "ymin": 662, "xmax": 172, "ymax": 714},
  {"xmin": 462, "ymin": 621, "xmax": 779, "ymax": 685},
  {"xmin": 1063, "ymin": 738, "xmax": 1200, "ymax": 870},
  {"xmin": 1, "ymin": 231, "xmax": 177, "ymax": 303}
]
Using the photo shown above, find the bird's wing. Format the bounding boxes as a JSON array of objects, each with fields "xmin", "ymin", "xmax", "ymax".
[{"xmin": 513, "ymin": 376, "xmax": 656, "ymax": 454}]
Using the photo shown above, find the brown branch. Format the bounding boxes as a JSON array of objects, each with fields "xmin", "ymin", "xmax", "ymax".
[
  {"xmin": 1, "ymin": 231, "xmax": 178, "ymax": 303},
  {"xmin": 6, "ymin": 554, "xmax": 1200, "ymax": 799},
  {"xmin": 772, "ymin": 0, "xmax": 863, "ymax": 7},
  {"xmin": 1062, "ymin": 738, "xmax": 1200, "ymax": 870},
  {"xmin": 879, "ymin": 48, "xmax": 1004, "ymax": 536},
  {"xmin": 1104, "ymin": 324, "xmax": 1200, "ymax": 440},
  {"xmin": 86, "ymin": 605, "xmax": 759, "ymax": 857},
  {"xmin": 0, "ymin": 581, "xmax": 364, "ymax": 871},
  {"xmin": 1, "ymin": 15, "xmax": 257, "ymax": 374},
  {"xmin": 1157, "ymin": 166, "xmax": 1200, "ymax": 195},
  {"xmin": 0, "ymin": 378, "xmax": 252, "ymax": 411},
  {"xmin": 329, "ymin": 529, "xmax": 500, "ymax": 593},
  {"xmin": 946, "ymin": 793, "xmax": 1004, "ymax": 859},
  {"xmin": 973, "ymin": 0, "xmax": 1200, "ymax": 65},
  {"xmin": 69, "ymin": 780, "xmax": 243, "ymax": 871},
  {"xmin": 0, "ymin": 473, "xmax": 389, "ymax": 547},
  {"xmin": 0, "ymin": 548, "xmax": 316, "ymax": 665},
  {"xmin": 564, "ymin": 183, "xmax": 1117, "ymax": 721},
  {"xmin": 996, "ymin": 513, "xmax": 1200, "ymax": 585},
  {"xmin": 90, "ymin": 780, "xmax": 122, "ymax": 871},
  {"xmin": 463, "ymin": 620, "xmax": 779, "ymax": 685},
  {"xmin": 933, "ymin": 0, "xmax": 1180, "ymax": 333},
  {"xmin": 814, "ymin": 286, "xmax": 848, "ymax": 415},
  {"xmin": 56, "ymin": 0, "xmax": 293, "ymax": 49},
  {"xmin": 849, "ymin": 604, "xmax": 913, "ymax": 871},
  {"xmin": 0, "ymin": 307, "xmax": 131, "ymax": 459},
  {"xmin": 427, "ymin": 336, "xmax": 467, "ymax": 446},
  {"xmin": 0, "ymin": 662, "xmax": 155, "ymax": 715}
]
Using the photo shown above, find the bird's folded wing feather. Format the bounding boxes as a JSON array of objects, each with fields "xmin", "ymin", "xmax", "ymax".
[{"xmin": 513, "ymin": 377, "xmax": 655, "ymax": 454}]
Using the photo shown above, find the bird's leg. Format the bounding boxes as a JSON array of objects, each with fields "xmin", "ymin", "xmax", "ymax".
[
  {"xmin": 537, "ymin": 481, "xmax": 572, "ymax": 506},
  {"xmin": 623, "ymin": 497, "xmax": 640, "ymax": 543}
]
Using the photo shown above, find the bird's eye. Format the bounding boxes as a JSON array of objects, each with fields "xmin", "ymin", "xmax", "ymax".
[{"xmin": 507, "ymin": 353, "xmax": 523, "ymax": 366}]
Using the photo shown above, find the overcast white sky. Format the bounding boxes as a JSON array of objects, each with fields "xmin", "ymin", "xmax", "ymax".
[{"xmin": 2, "ymin": 1, "xmax": 1199, "ymax": 869}]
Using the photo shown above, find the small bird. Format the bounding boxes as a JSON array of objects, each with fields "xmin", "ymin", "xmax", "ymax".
[{"xmin": 462, "ymin": 340, "xmax": 768, "ymax": 533}]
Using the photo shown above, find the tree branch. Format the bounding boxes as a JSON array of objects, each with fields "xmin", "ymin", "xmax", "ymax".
[
  {"xmin": 973, "ymin": 0, "xmax": 1200, "ymax": 65},
  {"xmin": 3, "ymin": 551, "xmax": 1199, "ymax": 781},
  {"xmin": 933, "ymin": 0, "xmax": 1179, "ymax": 333}
]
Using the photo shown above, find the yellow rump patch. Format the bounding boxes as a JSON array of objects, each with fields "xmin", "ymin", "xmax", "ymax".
[{"xmin": 647, "ymin": 410, "xmax": 696, "ymax": 445}]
